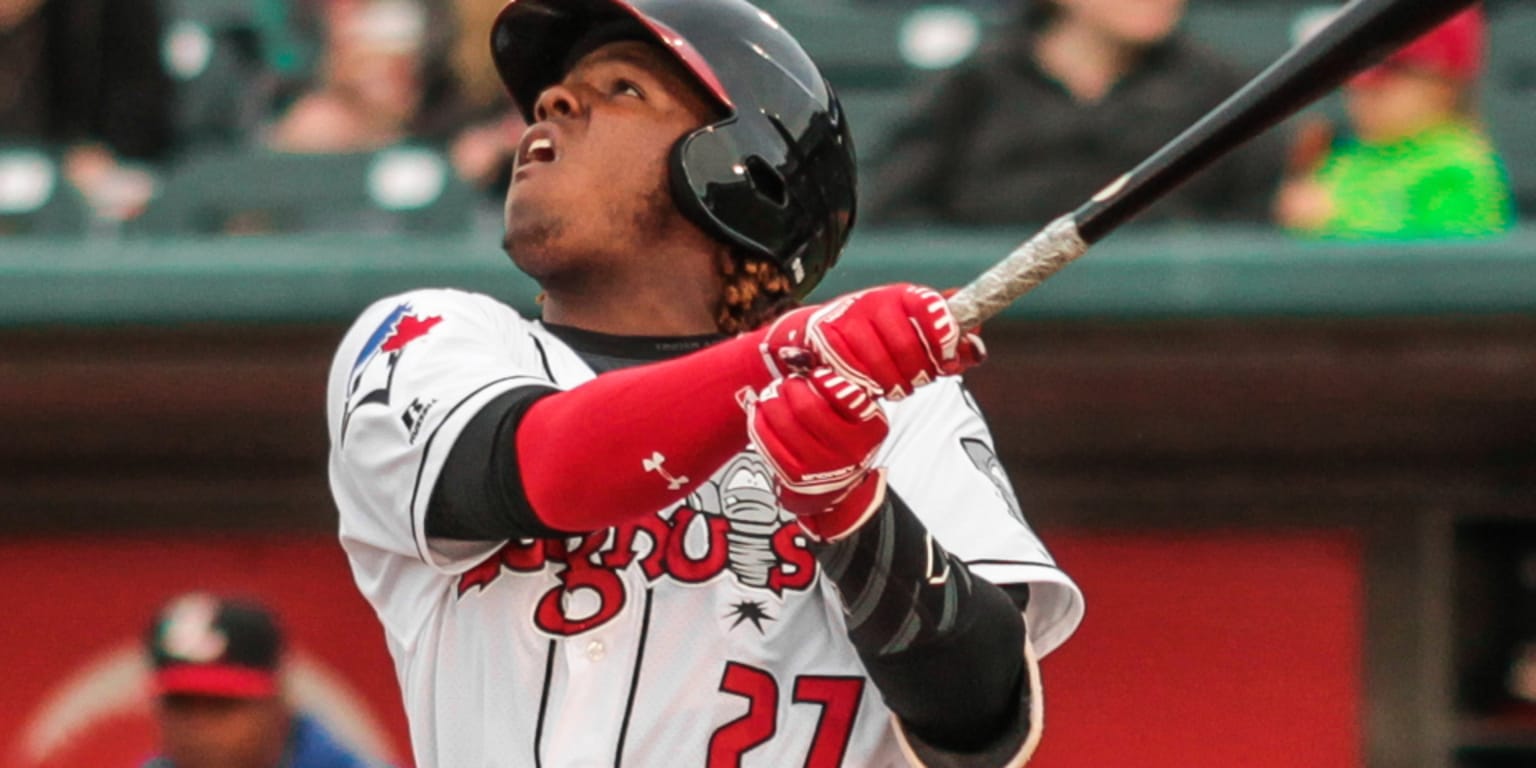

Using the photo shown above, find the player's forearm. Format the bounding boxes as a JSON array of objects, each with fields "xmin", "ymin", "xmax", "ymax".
[
  {"xmin": 519, "ymin": 282, "xmax": 972, "ymax": 532},
  {"xmin": 815, "ymin": 489, "xmax": 1036, "ymax": 761},
  {"xmin": 514, "ymin": 330, "xmax": 773, "ymax": 531}
]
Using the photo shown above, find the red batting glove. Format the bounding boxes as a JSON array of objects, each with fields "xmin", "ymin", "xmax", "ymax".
[
  {"xmin": 747, "ymin": 369, "xmax": 891, "ymax": 542},
  {"xmin": 761, "ymin": 284, "xmax": 986, "ymax": 401}
]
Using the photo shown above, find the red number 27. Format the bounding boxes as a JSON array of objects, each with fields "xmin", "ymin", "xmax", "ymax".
[{"xmin": 707, "ymin": 661, "xmax": 865, "ymax": 768}]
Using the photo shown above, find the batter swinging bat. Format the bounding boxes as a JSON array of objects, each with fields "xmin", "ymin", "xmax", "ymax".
[{"xmin": 944, "ymin": 0, "xmax": 1479, "ymax": 329}]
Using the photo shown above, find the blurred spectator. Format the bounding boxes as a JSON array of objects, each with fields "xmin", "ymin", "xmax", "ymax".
[
  {"xmin": 0, "ymin": 0, "xmax": 172, "ymax": 221},
  {"xmin": 266, "ymin": 0, "xmax": 452, "ymax": 153},
  {"xmin": 444, "ymin": 0, "xmax": 525, "ymax": 195},
  {"xmin": 1275, "ymin": 6, "xmax": 1513, "ymax": 240},
  {"xmin": 142, "ymin": 593, "xmax": 375, "ymax": 768},
  {"xmin": 157, "ymin": 0, "xmax": 318, "ymax": 150},
  {"xmin": 865, "ymin": 0, "xmax": 1281, "ymax": 227}
]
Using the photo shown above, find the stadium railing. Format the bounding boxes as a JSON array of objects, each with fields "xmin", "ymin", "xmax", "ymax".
[{"xmin": 2, "ymin": 226, "xmax": 1532, "ymax": 327}]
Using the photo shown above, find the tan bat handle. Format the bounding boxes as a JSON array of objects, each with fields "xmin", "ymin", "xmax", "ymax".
[{"xmin": 944, "ymin": 214, "xmax": 1089, "ymax": 329}]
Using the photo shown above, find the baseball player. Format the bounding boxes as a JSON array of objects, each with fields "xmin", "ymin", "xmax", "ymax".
[{"xmin": 326, "ymin": 0, "xmax": 1083, "ymax": 766}]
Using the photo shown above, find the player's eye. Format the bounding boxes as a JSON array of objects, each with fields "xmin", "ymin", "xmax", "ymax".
[{"xmin": 613, "ymin": 79, "xmax": 644, "ymax": 99}]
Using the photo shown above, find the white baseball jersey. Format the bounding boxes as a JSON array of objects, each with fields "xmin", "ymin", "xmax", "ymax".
[{"xmin": 327, "ymin": 288, "xmax": 1084, "ymax": 768}]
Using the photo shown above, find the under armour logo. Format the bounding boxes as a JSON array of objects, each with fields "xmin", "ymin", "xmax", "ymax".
[{"xmin": 643, "ymin": 452, "xmax": 689, "ymax": 491}]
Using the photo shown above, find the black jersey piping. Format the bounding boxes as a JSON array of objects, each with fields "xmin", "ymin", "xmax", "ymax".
[
  {"xmin": 530, "ymin": 334, "xmax": 557, "ymax": 380},
  {"xmin": 613, "ymin": 587, "xmax": 655, "ymax": 767},
  {"xmin": 534, "ymin": 638, "xmax": 557, "ymax": 768}
]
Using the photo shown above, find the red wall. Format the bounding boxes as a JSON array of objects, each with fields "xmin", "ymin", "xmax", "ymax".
[
  {"xmin": 0, "ymin": 531, "xmax": 1360, "ymax": 767},
  {"xmin": 1, "ymin": 536, "xmax": 411, "ymax": 768},
  {"xmin": 1036, "ymin": 531, "xmax": 1363, "ymax": 768}
]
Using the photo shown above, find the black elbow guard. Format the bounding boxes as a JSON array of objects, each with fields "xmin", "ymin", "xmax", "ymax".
[{"xmin": 813, "ymin": 490, "xmax": 1039, "ymax": 758}]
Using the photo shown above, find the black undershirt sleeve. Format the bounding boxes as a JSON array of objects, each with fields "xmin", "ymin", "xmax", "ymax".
[
  {"xmin": 425, "ymin": 386, "xmax": 579, "ymax": 541},
  {"xmin": 813, "ymin": 489, "xmax": 1035, "ymax": 761}
]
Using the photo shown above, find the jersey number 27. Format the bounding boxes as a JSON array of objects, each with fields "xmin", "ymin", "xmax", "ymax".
[{"xmin": 707, "ymin": 662, "xmax": 864, "ymax": 768}]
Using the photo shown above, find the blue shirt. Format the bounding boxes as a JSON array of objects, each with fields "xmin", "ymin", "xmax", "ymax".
[{"xmin": 143, "ymin": 713, "xmax": 378, "ymax": 768}]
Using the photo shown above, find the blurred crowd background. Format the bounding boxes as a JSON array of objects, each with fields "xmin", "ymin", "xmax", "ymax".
[
  {"xmin": 0, "ymin": 0, "xmax": 1529, "ymax": 238},
  {"xmin": 3, "ymin": 1, "xmax": 1535, "ymax": 767}
]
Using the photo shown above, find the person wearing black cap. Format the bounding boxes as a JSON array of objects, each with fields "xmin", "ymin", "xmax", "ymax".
[{"xmin": 142, "ymin": 592, "xmax": 376, "ymax": 768}]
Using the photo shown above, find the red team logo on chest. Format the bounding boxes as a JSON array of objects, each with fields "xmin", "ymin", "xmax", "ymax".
[{"xmin": 457, "ymin": 455, "xmax": 818, "ymax": 636}]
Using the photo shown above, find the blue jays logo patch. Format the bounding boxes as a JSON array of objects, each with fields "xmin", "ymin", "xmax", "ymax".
[{"xmin": 340, "ymin": 303, "xmax": 442, "ymax": 443}]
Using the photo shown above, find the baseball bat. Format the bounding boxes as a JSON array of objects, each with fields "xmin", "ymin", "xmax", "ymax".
[{"xmin": 944, "ymin": 0, "xmax": 1479, "ymax": 328}]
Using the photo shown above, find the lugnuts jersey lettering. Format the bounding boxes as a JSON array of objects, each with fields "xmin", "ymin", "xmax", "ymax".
[{"xmin": 327, "ymin": 289, "xmax": 1084, "ymax": 768}]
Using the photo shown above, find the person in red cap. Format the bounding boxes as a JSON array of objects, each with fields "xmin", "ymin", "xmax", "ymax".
[
  {"xmin": 1275, "ymin": 4, "xmax": 1514, "ymax": 239},
  {"xmin": 142, "ymin": 593, "xmax": 378, "ymax": 768}
]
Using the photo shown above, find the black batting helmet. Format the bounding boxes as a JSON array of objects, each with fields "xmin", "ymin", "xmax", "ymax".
[{"xmin": 491, "ymin": 0, "xmax": 857, "ymax": 298}]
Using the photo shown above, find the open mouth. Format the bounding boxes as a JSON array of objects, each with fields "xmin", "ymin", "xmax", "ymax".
[{"xmin": 515, "ymin": 124, "xmax": 560, "ymax": 176}]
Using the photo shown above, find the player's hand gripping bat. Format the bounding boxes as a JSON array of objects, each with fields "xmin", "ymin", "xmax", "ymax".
[{"xmin": 943, "ymin": 0, "xmax": 1479, "ymax": 328}]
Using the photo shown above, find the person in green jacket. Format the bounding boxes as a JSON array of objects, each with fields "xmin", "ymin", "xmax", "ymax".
[{"xmin": 1274, "ymin": 5, "xmax": 1514, "ymax": 240}]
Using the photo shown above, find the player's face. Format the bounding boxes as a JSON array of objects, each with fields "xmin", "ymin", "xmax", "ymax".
[
  {"xmin": 503, "ymin": 40, "xmax": 721, "ymax": 287},
  {"xmin": 155, "ymin": 694, "xmax": 289, "ymax": 768},
  {"xmin": 1346, "ymin": 66, "xmax": 1460, "ymax": 144}
]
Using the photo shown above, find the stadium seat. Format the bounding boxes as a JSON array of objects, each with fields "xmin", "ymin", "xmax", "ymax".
[
  {"xmin": 134, "ymin": 146, "xmax": 478, "ymax": 235},
  {"xmin": 0, "ymin": 146, "xmax": 91, "ymax": 236}
]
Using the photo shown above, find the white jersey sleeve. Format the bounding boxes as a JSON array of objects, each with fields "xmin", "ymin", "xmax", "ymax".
[
  {"xmin": 876, "ymin": 377, "xmax": 1084, "ymax": 657},
  {"xmin": 326, "ymin": 289, "xmax": 559, "ymax": 593}
]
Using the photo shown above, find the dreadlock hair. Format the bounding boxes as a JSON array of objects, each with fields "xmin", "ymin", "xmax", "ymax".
[{"xmin": 716, "ymin": 251, "xmax": 798, "ymax": 335}]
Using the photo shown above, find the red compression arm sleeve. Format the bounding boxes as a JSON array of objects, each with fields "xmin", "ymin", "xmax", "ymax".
[{"xmin": 515, "ymin": 329, "xmax": 772, "ymax": 531}]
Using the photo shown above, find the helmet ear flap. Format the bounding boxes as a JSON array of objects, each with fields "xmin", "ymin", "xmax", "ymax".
[
  {"xmin": 668, "ymin": 124, "xmax": 781, "ymax": 262},
  {"xmin": 669, "ymin": 119, "xmax": 846, "ymax": 299},
  {"xmin": 668, "ymin": 127, "xmax": 747, "ymax": 256},
  {"xmin": 669, "ymin": 122, "xmax": 823, "ymax": 290},
  {"xmin": 742, "ymin": 156, "xmax": 788, "ymax": 208}
]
